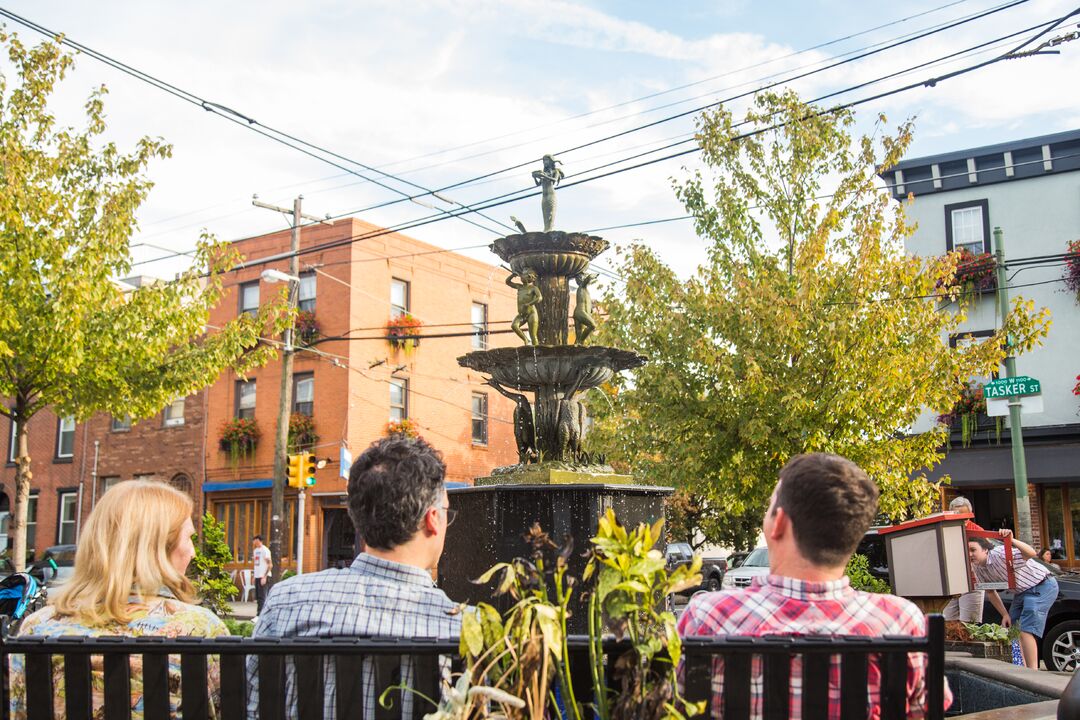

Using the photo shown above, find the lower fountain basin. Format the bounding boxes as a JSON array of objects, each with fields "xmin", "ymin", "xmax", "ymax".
[{"xmin": 457, "ymin": 345, "xmax": 646, "ymax": 392}]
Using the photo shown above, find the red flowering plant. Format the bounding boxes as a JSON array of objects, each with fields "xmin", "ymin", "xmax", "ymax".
[
  {"xmin": 386, "ymin": 419, "xmax": 419, "ymax": 437},
  {"xmin": 288, "ymin": 413, "xmax": 319, "ymax": 453},
  {"xmin": 295, "ymin": 310, "xmax": 319, "ymax": 346},
  {"xmin": 947, "ymin": 248, "xmax": 997, "ymax": 296},
  {"xmin": 386, "ymin": 313, "xmax": 422, "ymax": 354},
  {"xmin": 938, "ymin": 381, "xmax": 1003, "ymax": 448},
  {"xmin": 219, "ymin": 417, "xmax": 260, "ymax": 465},
  {"xmin": 1065, "ymin": 239, "xmax": 1080, "ymax": 303}
]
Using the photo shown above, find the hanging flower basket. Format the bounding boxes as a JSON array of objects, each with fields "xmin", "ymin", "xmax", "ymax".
[
  {"xmin": 1064, "ymin": 239, "xmax": 1080, "ymax": 303},
  {"xmin": 295, "ymin": 310, "xmax": 320, "ymax": 346},
  {"xmin": 948, "ymin": 248, "xmax": 997, "ymax": 296},
  {"xmin": 386, "ymin": 419, "xmax": 419, "ymax": 438},
  {"xmin": 288, "ymin": 413, "xmax": 319, "ymax": 452},
  {"xmin": 386, "ymin": 313, "xmax": 422, "ymax": 354},
  {"xmin": 219, "ymin": 418, "xmax": 260, "ymax": 465},
  {"xmin": 938, "ymin": 382, "xmax": 1001, "ymax": 447}
]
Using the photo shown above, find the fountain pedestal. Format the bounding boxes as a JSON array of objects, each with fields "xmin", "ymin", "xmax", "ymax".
[{"xmin": 439, "ymin": 480, "xmax": 671, "ymax": 633}]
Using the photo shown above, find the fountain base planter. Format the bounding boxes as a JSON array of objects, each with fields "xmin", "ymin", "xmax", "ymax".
[{"xmin": 439, "ymin": 482, "xmax": 671, "ymax": 633}]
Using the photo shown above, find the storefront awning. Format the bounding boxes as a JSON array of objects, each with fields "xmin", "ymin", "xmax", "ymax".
[
  {"xmin": 203, "ymin": 478, "xmax": 273, "ymax": 493},
  {"xmin": 927, "ymin": 442, "xmax": 1080, "ymax": 486}
]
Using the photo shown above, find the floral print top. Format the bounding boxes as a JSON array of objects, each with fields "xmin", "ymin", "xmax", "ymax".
[{"xmin": 8, "ymin": 592, "xmax": 228, "ymax": 719}]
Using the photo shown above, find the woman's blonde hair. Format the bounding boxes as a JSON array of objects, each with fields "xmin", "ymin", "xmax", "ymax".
[{"xmin": 52, "ymin": 480, "xmax": 196, "ymax": 624}]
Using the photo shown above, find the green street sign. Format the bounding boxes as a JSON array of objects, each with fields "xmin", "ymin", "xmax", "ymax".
[{"xmin": 985, "ymin": 376, "xmax": 1041, "ymax": 399}]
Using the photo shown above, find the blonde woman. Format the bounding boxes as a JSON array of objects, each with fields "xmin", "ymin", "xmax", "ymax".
[{"xmin": 10, "ymin": 480, "xmax": 228, "ymax": 719}]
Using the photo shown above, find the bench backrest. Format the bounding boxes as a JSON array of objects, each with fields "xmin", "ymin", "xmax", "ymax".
[{"xmin": 1, "ymin": 615, "xmax": 945, "ymax": 720}]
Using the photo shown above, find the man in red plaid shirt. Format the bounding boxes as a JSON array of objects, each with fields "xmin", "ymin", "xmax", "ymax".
[{"xmin": 678, "ymin": 453, "xmax": 952, "ymax": 719}]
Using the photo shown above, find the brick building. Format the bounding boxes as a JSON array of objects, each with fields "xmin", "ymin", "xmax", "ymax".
[
  {"xmin": 202, "ymin": 218, "xmax": 520, "ymax": 574},
  {"xmin": 1, "ymin": 220, "xmax": 520, "ymax": 573}
]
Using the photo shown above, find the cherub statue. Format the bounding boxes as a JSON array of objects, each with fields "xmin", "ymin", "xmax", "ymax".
[
  {"xmin": 531, "ymin": 154, "xmax": 564, "ymax": 231},
  {"xmin": 506, "ymin": 268, "xmax": 542, "ymax": 345},
  {"xmin": 572, "ymin": 272, "xmax": 598, "ymax": 345},
  {"xmin": 485, "ymin": 379, "xmax": 537, "ymax": 464}
]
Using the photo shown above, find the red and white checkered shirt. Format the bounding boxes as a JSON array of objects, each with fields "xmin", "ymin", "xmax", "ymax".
[{"xmin": 677, "ymin": 574, "xmax": 953, "ymax": 720}]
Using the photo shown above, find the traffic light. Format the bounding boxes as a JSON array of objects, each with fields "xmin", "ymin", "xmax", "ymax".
[
  {"xmin": 287, "ymin": 453, "xmax": 305, "ymax": 488},
  {"xmin": 301, "ymin": 452, "xmax": 318, "ymax": 487}
]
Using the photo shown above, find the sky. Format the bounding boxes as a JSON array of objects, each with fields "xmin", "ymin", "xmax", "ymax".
[{"xmin": 2, "ymin": 0, "xmax": 1078, "ymax": 281}]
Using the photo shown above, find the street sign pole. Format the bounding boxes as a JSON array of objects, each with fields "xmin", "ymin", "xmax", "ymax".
[{"xmin": 993, "ymin": 227, "xmax": 1032, "ymax": 545}]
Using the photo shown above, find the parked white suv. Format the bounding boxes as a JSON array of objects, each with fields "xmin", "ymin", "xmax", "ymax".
[{"xmin": 721, "ymin": 546, "xmax": 769, "ymax": 589}]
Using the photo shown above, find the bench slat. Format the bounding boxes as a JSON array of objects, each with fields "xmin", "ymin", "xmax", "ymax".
[
  {"xmin": 62, "ymin": 653, "xmax": 92, "ymax": 720},
  {"xmin": 26, "ymin": 653, "xmax": 54, "ymax": 720},
  {"xmin": 181, "ymin": 653, "xmax": 209, "ymax": 720},
  {"xmin": 374, "ymin": 654, "xmax": 402, "ymax": 720},
  {"xmin": 296, "ymin": 654, "xmax": 325, "ymax": 720},
  {"xmin": 761, "ymin": 652, "xmax": 790, "ymax": 720},
  {"xmin": 410, "ymin": 652, "xmax": 438, "ymax": 720},
  {"xmin": 879, "ymin": 650, "xmax": 908, "ymax": 720},
  {"xmin": 335, "ymin": 653, "xmax": 365, "ymax": 720},
  {"xmin": 103, "ymin": 653, "xmax": 132, "ymax": 720},
  {"xmin": 219, "ymin": 652, "xmax": 247, "ymax": 719},
  {"xmin": 683, "ymin": 650, "xmax": 713, "ymax": 720},
  {"xmin": 722, "ymin": 653, "xmax": 752, "ymax": 720},
  {"xmin": 839, "ymin": 651, "xmax": 868, "ymax": 720},
  {"xmin": 141, "ymin": 652, "xmax": 170, "ymax": 720},
  {"xmin": 926, "ymin": 616, "xmax": 945, "ymax": 720},
  {"xmin": 801, "ymin": 652, "xmax": 830, "ymax": 719},
  {"xmin": 258, "ymin": 653, "xmax": 285, "ymax": 720}
]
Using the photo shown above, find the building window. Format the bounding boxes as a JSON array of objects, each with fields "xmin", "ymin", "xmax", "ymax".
[
  {"xmin": 389, "ymin": 378, "xmax": 408, "ymax": 422},
  {"xmin": 57, "ymin": 491, "xmax": 77, "ymax": 545},
  {"xmin": 239, "ymin": 281, "xmax": 260, "ymax": 317},
  {"xmin": 101, "ymin": 476, "xmax": 121, "ymax": 495},
  {"xmin": 170, "ymin": 474, "xmax": 192, "ymax": 495},
  {"xmin": 236, "ymin": 380, "xmax": 256, "ymax": 420},
  {"xmin": 298, "ymin": 272, "xmax": 317, "ymax": 313},
  {"xmin": 390, "ymin": 278, "xmax": 410, "ymax": 319},
  {"xmin": 471, "ymin": 302, "xmax": 488, "ymax": 350},
  {"xmin": 111, "ymin": 415, "xmax": 132, "ymax": 432},
  {"xmin": 56, "ymin": 416, "xmax": 75, "ymax": 458},
  {"xmin": 26, "ymin": 493, "xmax": 37, "ymax": 554},
  {"xmin": 163, "ymin": 397, "xmax": 186, "ymax": 427},
  {"xmin": 944, "ymin": 199, "xmax": 990, "ymax": 254},
  {"xmin": 471, "ymin": 392, "xmax": 488, "ymax": 445},
  {"xmin": 293, "ymin": 373, "xmax": 314, "ymax": 416}
]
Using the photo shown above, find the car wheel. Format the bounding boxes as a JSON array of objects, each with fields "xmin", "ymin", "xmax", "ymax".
[
  {"xmin": 1042, "ymin": 620, "xmax": 1080, "ymax": 672},
  {"xmin": 705, "ymin": 575, "xmax": 722, "ymax": 592}
]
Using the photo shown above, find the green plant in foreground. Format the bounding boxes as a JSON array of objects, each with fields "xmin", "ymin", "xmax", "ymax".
[
  {"xmin": 222, "ymin": 618, "xmax": 254, "ymax": 637},
  {"xmin": 844, "ymin": 553, "xmax": 891, "ymax": 594},
  {"xmin": 963, "ymin": 622, "xmax": 1020, "ymax": 643},
  {"xmin": 586, "ymin": 509, "xmax": 704, "ymax": 720},
  {"xmin": 188, "ymin": 512, "xmax": 239, "ymax": 616}
]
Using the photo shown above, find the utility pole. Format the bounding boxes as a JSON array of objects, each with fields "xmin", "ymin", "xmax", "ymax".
[
  {"xmin": 993, "ymin": 226, "xmax": 1033, "ymax": 545},
  {"xmin": 251, "ymin": 195, "xmax": 329, "ymax": 581}
]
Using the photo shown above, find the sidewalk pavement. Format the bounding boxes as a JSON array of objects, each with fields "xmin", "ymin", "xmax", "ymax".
[{"xmin": 229, "ymin": 601, "xmax": 257, "ymax": 620}]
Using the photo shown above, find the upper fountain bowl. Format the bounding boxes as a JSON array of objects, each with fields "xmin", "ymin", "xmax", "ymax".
[
  {"xmin": 458, "ymin": 345, "xmax": 646, "ymax": 393},
  {"xmin": 491, "ymin": 231, "xmax": 609, "ymax": 278}
]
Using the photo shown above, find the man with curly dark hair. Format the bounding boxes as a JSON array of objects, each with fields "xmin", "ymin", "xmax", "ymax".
[{"xmin": 249, "ymin": 435, "xmax": 461, "ymax": 718}]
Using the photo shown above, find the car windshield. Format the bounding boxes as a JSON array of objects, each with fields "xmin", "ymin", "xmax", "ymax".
[
  {"xmin": 742, "ymin": 548, "xmax": 769, "ymax": 567},
  {"xmin": 669, "ymin": 543, "xmax": 692, "ymax": 556}
]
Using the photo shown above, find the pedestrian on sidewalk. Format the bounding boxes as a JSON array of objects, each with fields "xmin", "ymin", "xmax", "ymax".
[{"xmin": 252, "ymin": 534, "xmax": 272, "ymax": 615}]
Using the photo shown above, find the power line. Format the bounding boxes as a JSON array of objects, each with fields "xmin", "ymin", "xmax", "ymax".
[{"xmin": 128, "ymin": 10, "xmax": 1075, "ymax": 276}]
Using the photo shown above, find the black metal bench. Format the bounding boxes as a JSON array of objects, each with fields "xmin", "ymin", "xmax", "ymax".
[{"xmin": 1, "ymin": 615, "xmax": 945, "ymax": 720}]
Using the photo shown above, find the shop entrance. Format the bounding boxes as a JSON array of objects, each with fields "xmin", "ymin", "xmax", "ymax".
[{"xmin": 323, "ymin": 509, "xmax": 357, "ymax": 569}]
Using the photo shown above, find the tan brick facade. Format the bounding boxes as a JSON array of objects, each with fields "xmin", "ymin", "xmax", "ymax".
[{"xmin": 2, "ymin": 219, "xmax": 519, "ymax": 574}]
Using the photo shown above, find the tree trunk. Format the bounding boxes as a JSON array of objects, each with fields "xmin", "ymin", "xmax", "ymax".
[{"xmin": 10, "ymin": 409, "xmax": 32, "ymax": 572}]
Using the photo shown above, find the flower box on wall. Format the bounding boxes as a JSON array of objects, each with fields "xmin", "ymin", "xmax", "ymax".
[
  {"xmin": 219, "ymin": 417, "xmax": 260, "ymax": 465},
  {"xmin": 386, "ymin": 313, "xmax": 422, "ymax": 354}
]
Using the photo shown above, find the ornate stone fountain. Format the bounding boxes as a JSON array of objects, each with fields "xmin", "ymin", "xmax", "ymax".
[{"xmin": 439, "ymin": 156, "xmax": 671, "ymax": 627}]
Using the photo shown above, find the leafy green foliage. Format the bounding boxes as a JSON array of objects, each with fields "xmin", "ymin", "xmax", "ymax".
[
  {"xmin": 188, "ymin": 513, "xmax": 239, "ymax": 616},
  {"xmin": 587, "ymin": 91, "xmax": 1050, "ymax": 548},
  {"xmin": 0, "ymin": 32, "xmax": 286, "ymax": 568},
  {"xmin": 222, "ymin": 618, "xmax": 254, "ymax": 637},
  {"xmin": 844, "ymin": 553, "xmax": 890, "ymax": 593},
  {"xmin": 963, "ymin": 622, "xmax": 1019, "ymax": 643}
]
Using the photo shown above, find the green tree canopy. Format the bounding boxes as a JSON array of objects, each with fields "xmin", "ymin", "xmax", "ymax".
[
  {"xmin": 588, "ymin": 91, "xmax": 1050, "ymax": 551},
  {"xmin": 0, "ymin": 31, "xmax": 283, "ymax": 568}
]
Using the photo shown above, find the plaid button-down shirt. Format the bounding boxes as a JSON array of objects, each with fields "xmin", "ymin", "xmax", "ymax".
[
  {"xmin": 677, "ymin": 575, "xmax": 952, "ymax": 720},
  {"xmin": 247, "ymin": 553, "xmax": 462, "ymax": 719}
]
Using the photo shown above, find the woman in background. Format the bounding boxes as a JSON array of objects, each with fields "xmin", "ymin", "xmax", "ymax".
[{"xmin": 10, "ymin": 480, "xmax": 226, "ymax": 719}]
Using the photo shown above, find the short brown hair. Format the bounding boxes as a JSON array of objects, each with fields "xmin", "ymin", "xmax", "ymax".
[{"xmin": 774, "ymin": 453, "xmax": 879, "ymax": 567}]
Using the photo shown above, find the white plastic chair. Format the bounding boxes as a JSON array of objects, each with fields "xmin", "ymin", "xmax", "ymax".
[{"xmin": 240, "ymin": 569, "xmax": 255, "ymax": 602}]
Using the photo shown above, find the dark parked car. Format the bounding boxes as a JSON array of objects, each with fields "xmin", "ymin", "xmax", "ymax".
[{"xmin": 665, "ymin": 542, "xmax": 728, "ymax": 593}]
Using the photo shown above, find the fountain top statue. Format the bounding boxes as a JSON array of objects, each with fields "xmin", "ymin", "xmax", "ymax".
[{"xmin": 458, "ymin": 155, "xmax": 645, "ymax": 471}]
